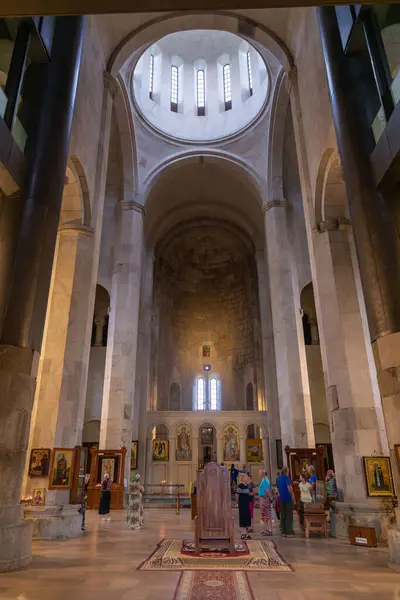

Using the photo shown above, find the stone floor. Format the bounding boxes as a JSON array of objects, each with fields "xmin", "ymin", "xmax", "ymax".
[{"xmin": 1, "ymin": 509, "xmax": 399, "ymax": 600}]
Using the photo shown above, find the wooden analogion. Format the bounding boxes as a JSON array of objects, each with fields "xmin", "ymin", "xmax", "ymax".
[{"xmin": 194, "ymin": 462, "xmax": 234, "ymax": 553}]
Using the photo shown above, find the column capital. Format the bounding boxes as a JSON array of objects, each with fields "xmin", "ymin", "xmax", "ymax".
[
  {"xmin": 262, "ymin": 200, "xmax": 285, "ymax": 214},
  {"xmin": 58, "ymin": 223, "xmax": 94, "ymax": 237},
  {"xmin": 103, "ymin": 71, "xmax": 119, "ymax": 99},
  {"xmin": 317, "ymin": 217, "xmax": 351, "ymax": 233},
  {"xmin": 119, "ymin": 200, "xmax": 146, "ymax": 217}
]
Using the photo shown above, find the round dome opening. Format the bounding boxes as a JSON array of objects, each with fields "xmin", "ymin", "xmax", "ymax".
[{"xmin": 132, "ymin": 30, "xmax": 269, "ymax": 143}]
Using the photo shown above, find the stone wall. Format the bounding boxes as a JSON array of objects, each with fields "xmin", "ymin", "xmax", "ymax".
[{"xmin": 152, "ymin": 223, "xmax": 262, "ymax": 412}]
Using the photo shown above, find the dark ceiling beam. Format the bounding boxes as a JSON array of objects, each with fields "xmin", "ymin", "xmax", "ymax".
[{"xmin": 1, "ymin": 0, "xmax": 377, "ymax": 18}]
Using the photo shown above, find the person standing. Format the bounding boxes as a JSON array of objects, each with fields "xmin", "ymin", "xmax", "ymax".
[
  {"xmin": 79, "ymin": 476, "xmax": 89, "ymax": 531},
  {"xmin": 298, "ymin": 475, "xmax": 312, "ymax": 529},
  {"xmin": 326, "ymin": 470, "xmax": 337, "ymax": 499},
  {"xmin": 230, "ymin": 463, "xmax": 239, "ymax": 491},
  {"xmin": 127, "ymin": 473, "xmax": 145, "ymax": 530},
  {"xmin": 307, "ymin": 465, "xmax": 317, "ymax": 501},
  {"xmin": 258, "ymin": 469, "xmax": 272, "ymax": 536},
  {"xmin": 247, "ymin": 472, "xmax": 256, "ymax": 533},
  {"xmin": 277, "ymin": 466, "xmax": 294, "ymax": 537},
  {"xmin": 98, "ymin": 473, "xmax": 112, "ymax": 521},
  {"xmin": 236, "ymin": 473, "xmax": 252, "ymax": 540}
]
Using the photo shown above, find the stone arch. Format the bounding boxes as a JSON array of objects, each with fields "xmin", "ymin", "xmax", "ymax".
[
  {"xmin": 113, "ymin": 75, "xmax": 138, "ymax": 203},
  {"xmin": 148, "ymin": 423, "xmax": 170, "ymax": 440},
  {"xmin": 315, "ymin": 148, "xmax": 347, "ymax": 228},
  {"xmin": 143, "ymin": 153, "xmax": 265, "ymax": 250},
  {"xmin": 60, "ymin": 156, "xmax": 91, "ymax": 228},
  {"xmin": 108, "ymin": 12, "xmax": 293, "ymax": 77},
  {"xmin": 267, "ymin": 67, "xmax": 289, "ymax": 204},
  {"xmin": 142, "ymin": 149, "xmax": 265, "ymax": 201}
]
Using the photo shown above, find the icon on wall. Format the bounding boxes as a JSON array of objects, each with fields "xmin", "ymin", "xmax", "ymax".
[
  {"xmin": 33, "ymin": 488, "xmax": 46, "ymax": 506},
  {"xmin": 49, "ymin": 448, "xmax": 76, "ymax": 489},
  {"xmin": 131, "ymin": 441, "xmax": 138, "ymax": 470},
  {"xmin": 363, "ymin": 456, "xmax": 394, "ymax": 497},
  {"xmin": 28, "ymin": 448, "xmax": 51, "ymax": 477},
  {"xmin": 152, "ymin": 440, "xmax": 169, "ymax": 462},
  {"xmin": 223, "ymin": 424, "xmax": 240, "ymax": 462},
  {"xmin": 176, "ymin": 424, "xmax": 191, "ymax": 462},
  {"xmin": 202, "ymin": 345, "xmax": 211, "ymax": 357},
  {"xmin": 246, "ymin": 439, "xmax": 263, "ymax": 463}
]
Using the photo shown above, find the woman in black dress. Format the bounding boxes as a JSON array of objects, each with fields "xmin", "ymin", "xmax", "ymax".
[
  {"xmin": 98, "ymin": 473, "xmax": 112, "ymax": 521},
  {"xmin": 236, "ymin": 472, "xmax": 252, "ymax": 540}
]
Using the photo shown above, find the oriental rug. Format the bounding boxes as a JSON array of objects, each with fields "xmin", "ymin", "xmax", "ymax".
[
  {"xmin": 138, "ymin": 538, "xmax": 292, "ymax": 572},
  {"xmin": 174, "ymin": 571, "xmax": 255, "ymax": 600}
]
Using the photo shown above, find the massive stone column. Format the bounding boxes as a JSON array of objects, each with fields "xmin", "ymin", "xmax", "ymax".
[
  {"xmin": 22, "ymin": 71, "xmax": 116, "ymax": 539},
  {"xmin": 312, "ymin": 219, "xmax": 391, "ymax": 539},
  {"xmin": 255, "ymin": 250, "xmax": 281, "ymax": 477},
  {"xmin": 318, "ymin": 6, "xmax": 400, "ymax": 549},
  {"xmin": 24, "ymin": 223, "xmax": 94, "ymax": 538},
  {"xmin": 135, "ymin": 251, "xmax": 154, "ymax": 478},
  {"xmin": 0, "ymin": 17, "xmax": 85, "ymax": 571},
  {"xmin": 100, "ymin": 200, "xmax": 144, "ymax": 482},
  {"xmin": 263, "ymin": 201, "xmax": 315, "ymax": 449}
]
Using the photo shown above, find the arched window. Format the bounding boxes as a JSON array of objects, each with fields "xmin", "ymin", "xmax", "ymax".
[
  {"xmin": 149, "ymin": 54, "xmax": 154, "ymax": 100},
  {"xmin": 223, "ymin": 63, "xmax": 232, "ymax": 111},
  {"xmin": 197, "ymin": 69, "xmax": 205, "ymax": 116},
  {"xmin": 210, "ymin": 377, "xmax": 217, "ymax": 410},
  {"xmin": 247, "ymin": 51, "xmax": 253, "ymax": 97},
  {"xmin": 197, "ymin": 377, "xmax": 205, "ymax": 410},
  {"xmin": 170, "ymin": 65, "xmax": 178, "ymax": 112}
]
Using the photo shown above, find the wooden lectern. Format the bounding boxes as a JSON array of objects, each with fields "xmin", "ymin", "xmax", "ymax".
[{"xmin": 194, "ymin": 462, "xmax": 234, "ymax": 553}]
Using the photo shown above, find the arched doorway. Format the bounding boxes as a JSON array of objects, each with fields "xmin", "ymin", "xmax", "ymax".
[{"xmin": 198, "ymin": 423, "xmax": 217, "ymax": 469}]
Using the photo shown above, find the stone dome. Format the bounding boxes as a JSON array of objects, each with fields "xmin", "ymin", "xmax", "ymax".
[{"xmin": 132, "ymin": 30, "xmax": 269, "ymax": 143}]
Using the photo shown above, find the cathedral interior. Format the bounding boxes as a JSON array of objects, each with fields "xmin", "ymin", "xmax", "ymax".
[{"xmin": 0, "ymin": 2, "xmax": 400, "ymax": 598}]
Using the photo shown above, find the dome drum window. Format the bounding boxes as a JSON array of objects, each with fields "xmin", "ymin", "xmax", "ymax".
[
  {"xmin": 170, "ymin": 65, "xmax": 178, "ymax": 113},
  {"xmin": 247, "ymin": 51, "xmax": 253, "ymax": 97},
  {"xmin": 223, "ymin": 63, "xmax": 232, "ymax": 111},
  {"xmin": 149, "ymin": 53, "xmax": 154, "ymax": 100},
  {"xmin": 197, "ymin": 69, "xmax": 205, "ymax": 116}
]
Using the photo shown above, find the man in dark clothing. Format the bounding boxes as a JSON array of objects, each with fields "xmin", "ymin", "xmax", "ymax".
[{"xmin": 277, "ymin": 466, "xmax": 294, "ymax": 537}]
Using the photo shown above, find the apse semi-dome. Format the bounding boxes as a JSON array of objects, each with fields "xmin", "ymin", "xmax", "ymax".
[{"xmin": 132, "ymin": 30, "xmax": 269, "ymax": 142}]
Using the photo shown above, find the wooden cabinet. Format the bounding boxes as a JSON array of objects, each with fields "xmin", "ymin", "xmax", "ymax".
[
  {"xmin": 348, "ymin": 525, "xmax": 377, "ymax": 547},
  {"xmin": 87, "ymin": 446, "xmax": 127, "ymax": 510}
]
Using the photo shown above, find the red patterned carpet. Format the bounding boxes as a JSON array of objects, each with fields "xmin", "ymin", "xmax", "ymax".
[
  {"xmin": 174, "ymin": 571, "xmax": 254, "ymax": 600},
  {"xmin": 138, "ymin": 538, "xmax": 292, "ymax": 572}
]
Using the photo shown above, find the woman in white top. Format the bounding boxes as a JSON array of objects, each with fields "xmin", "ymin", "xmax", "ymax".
[{"xmin": 298, "ymin": 475, "xmax": 312, "ymax": 529}]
